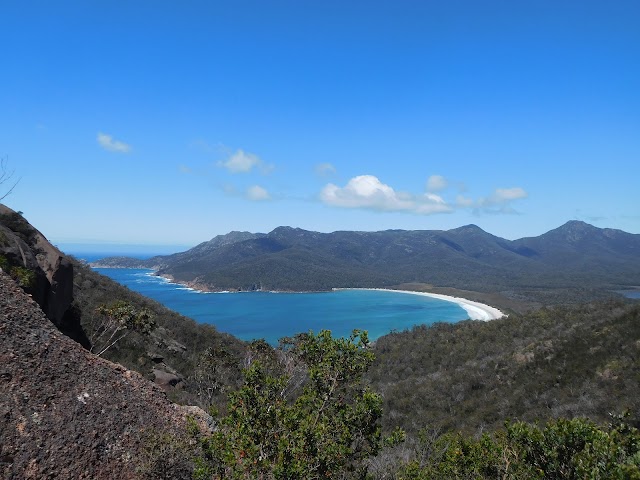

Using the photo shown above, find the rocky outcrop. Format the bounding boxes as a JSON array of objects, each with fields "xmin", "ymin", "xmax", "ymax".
[
  {"xmin": 34, "ymin": 231, "xmax": 74, "ymax": 324},
  {"xmin": 0, "ymin": 205, "xmax": 78, "ymax": 342},
  {"xmin": 0, "ymin": 271, "xmax": 201, "ymax": 479}
]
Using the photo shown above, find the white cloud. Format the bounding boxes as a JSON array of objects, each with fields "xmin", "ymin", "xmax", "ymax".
[
  {"xmin": 425, "ymin": 193, "xmax": 446, "ymax": 204},
  {"xmin": 315, "ymin": 162, "xmax": 337, "ymax": 177},
  {"xmin": 494, "ymin": 187, "xmax": 527, "ymax": 201},
  {"xmin": 218, "ymin": 149, "xmax": 259, "ymax": 173},
  {"xmin": 415, "ymin": 192, "xmax": 452, "ymax": 214},
  {"xmin": 246, "ymin": 185, "xmax": 271, "ymax": 201},
  {"xmin": 320, "ymin": 175, "xmax": 452, "ymax": 214},
  {"xmin": 178, "ymin": 165, "xmax": 192, "ymax": 174},
  {"xmin": 321, "ymin": 175, "xmax": 412, "ymax": 211},
  {"xmin": 426, "ymin": 175, "xmax": 448, "ymax": 192},
  {"xmin": 319, "ymin": 175, "xmax": 527, "ymax": 216},
  {"xmin": 479, "ymin": 187, "xmax": 528, "ymax": 206},
  {"xmin": 476, "ymin": 187, "xmax": 528, "ymax": 213},
  {"xmin": 217, "ymin": 149, "xmax": 273, "ymax": 174},
  {"xmin": 97, "ymin": 132, "xmax": 131, "ymax": 153}
]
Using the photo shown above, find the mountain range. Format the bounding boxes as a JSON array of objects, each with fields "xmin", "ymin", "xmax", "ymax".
[{"xmin": 94, "ymin": 221, "xmax": 640, "ymax": 299}]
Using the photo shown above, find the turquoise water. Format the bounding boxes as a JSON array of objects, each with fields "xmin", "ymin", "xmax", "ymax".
[
  {"xmin": 621, "ymin": 291, "xmax": 640, "ymax": 299},
  {"xmin": 92, "ymin": 267, "xmax": 470, "ymax": 345}
]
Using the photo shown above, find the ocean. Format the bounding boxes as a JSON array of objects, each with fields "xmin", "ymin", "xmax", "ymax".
[
  {"xmin": 90, "ymin": 267, "xmax": 469, "ymax": 345},
  {"xmin": 75, "ymin": 252, "xmax": 470, "ymax": 345}
]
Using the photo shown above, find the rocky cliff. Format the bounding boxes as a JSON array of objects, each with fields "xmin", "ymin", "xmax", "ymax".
[
  {"xmin": 0, "ymin": 270, "xmax": 200, "ymax": 479},
  {"xmin": 0, "ymin": 205, "xmax": 80, "ymax": 343}
]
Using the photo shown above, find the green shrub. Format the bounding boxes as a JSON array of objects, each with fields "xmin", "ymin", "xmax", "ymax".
[
  {"xmin": 90, "ymin": 300, "xmax": 157, "ymax": 356},
  {"xmin": 394, "ymin": 415, "xmax": 640, "ymax": 479},
  {"xmin": 194, "ymin": 330, "xmax": 383, "ymax": 479},
  {"xmin": 9, "ymin": 265, "xmax": 36, "ymax": 288}
]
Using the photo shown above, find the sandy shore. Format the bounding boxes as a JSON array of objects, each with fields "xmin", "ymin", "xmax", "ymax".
[
  {"xmin": 337, "ymin": 288, "xmax": 505, "ymax": 321},
  {"xmin": 149, "ymin": 275, "xmax": 505, "ymax": 321}
]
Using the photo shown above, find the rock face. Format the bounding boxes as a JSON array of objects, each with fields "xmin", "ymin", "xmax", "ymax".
[
  {"xmin": 0, "ymin": 271, "xmax": 197, "ymax": 479},
  {"xmin": 0, "ymin": 205, "xmax": 79, "ymax": 342},
  {"xmin": 35, "ymin": 231, "xmax": 74, "ymax": 324}
]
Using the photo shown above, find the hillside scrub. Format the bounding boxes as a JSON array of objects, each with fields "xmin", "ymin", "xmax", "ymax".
[
  {"xmin": 369, "ymin": 300, "xmax": 640, "ymax": 436},
  {"xmin": 194, "ymin": 330, "xmax": 384, "ymax": 479},
  {"xmin": 70, "ymin": 260, "xmax": 248, "ymax": 409},
  {"xmin": 370, "ymin": 414, "xmax": 640, "ymax": 479},
  {"xmin": 183, "ymin": 326, "xmax": 640, "ymax": 479}
]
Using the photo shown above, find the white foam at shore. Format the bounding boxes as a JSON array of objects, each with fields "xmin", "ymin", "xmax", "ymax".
[{"xmin": 336, "ymin": 288, "xmax": 505, "ymax": 321}]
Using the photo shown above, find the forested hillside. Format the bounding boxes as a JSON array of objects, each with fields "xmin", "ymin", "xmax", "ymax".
[
  {"xmin": 96, "ymin": 221, "xmax": 640, "ymax": 304},
  {"xmin": 370, "ymin": 300, "xmax": 640, "ymax": 436}
]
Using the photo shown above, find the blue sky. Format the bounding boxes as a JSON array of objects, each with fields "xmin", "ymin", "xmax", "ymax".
[{"xmin": 1, "ymin": 1, "xmax": 638, "ymax": 250}]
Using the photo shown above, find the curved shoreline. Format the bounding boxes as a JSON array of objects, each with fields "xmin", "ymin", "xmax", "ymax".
[
  {"xmin": 95, "ymin": 267, "xmax": 506, "ymax": 321},
  {"xmin": 335, "ymin": 288, "xmax": 505, "ymax": 321},
  {"xmin": 154, "ymin": 273, "xmax": 506, "ymax": 320}
]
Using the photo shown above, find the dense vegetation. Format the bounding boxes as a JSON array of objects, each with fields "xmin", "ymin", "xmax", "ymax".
[
  {"xmin": 370, "ymin": 414, "xmax": 640, "ymax": 479},
  {"xmin": 369, "ymin": 300, "xmax": 640, "ymax": 436},
  {"xmin": 193, "ymin": 330, "xmax": 385, "ymax": 479},
  {"xmin": 142, "ymin": 327, "xmax": 640, "ymax": 479}
]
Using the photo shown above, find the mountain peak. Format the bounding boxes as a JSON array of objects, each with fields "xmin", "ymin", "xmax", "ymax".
[
  {"xmin": 560, "ymin": 220, "xmax": 596, "ymax": 230},
  {"xmin": 449, "ymin": 224, "xmax": 488, "ymax": 235},
  {"xmin": 550, "ymin": 220, "xmax": 600, "ymax": 240},
  {"xmin": 269, "ymin": 226, "xmax": 315, "ymax": 236}
]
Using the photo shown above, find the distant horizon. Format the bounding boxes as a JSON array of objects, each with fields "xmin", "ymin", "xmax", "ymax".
[
  {"xmin": 57, "ymin": 242, "xmax": 193, "ymax": 257},
  {"xmin": 54, "ymin": 217, "xmax": 637, "ymax": 256}
]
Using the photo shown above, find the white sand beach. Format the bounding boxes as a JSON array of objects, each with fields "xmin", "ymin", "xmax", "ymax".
[{"xmin": 339, "ymin": 288, "xmax": 505, "ymax": 321}]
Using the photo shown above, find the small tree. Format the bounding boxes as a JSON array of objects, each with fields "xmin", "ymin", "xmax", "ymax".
[
  {"xmin": 90, "ymin": 300, "xmax": 156, "ymax": 356},
  {"xmin": 195, "ymin": 329, "xmax": 384, "ymax": 479},
  {"xmin": 192, "ymin": 346, "xmax": 234, "ymax": 409}
]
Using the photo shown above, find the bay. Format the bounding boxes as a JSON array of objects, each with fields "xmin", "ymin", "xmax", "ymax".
[{"xmin": 93, "ymin": 267, "xmax": 470, "ymax": 345}]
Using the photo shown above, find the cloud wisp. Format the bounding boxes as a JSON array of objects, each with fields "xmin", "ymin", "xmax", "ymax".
[
  {"xmin": 315, "ymin": 162, "xmax": 337, "ymax": 177},
  {"xmin": 246, "ymin": 185, "xmax": 271, "ymax": 201},
  {"xmin": 476, "ymin": 187, "xmax": 528, "ymax": 214},
  {"xmin": 97, "ymin": 132, "xmax": 131, "ymax": 153},
  {"xmin": 320, "ymin": 174, "xmax": 527, "ymax": 215},
  {"xmin": 217, "ymin": 149, "xmax": 274, "ymax": 175},
  {"xmin": 426, "ymin": 174, "xmax": 448, "ymax": 192}
]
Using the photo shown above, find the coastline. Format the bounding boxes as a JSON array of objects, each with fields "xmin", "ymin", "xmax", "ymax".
[
  {"xmin": 94, "ymin": 266, "xmax": 505, "ymax": 321},
  {"xmin": 152, "ymin": 274, "xmax": 506, "ymax": 320},
  {"xmin": 155, "ymin": 273, "xmax": 217, "ymax": 293},
  {"xmin": 335, "ymin": 288, "xmax": 505, "ymax": 321}
]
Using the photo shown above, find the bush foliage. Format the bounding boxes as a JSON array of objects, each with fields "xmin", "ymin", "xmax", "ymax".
[{"xmin": 194, "ymin": 330, "xmax": 384, "ymax": 479}]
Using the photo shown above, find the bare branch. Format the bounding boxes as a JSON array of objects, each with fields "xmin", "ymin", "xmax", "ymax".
[{"xmin": 0, "ymin": 156, "xmax": 21, "ymax": 202}]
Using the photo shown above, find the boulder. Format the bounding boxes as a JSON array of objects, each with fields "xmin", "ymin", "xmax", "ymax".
[{"xmin": 153, "ymin": 368, "xmax": 184, "ymax": 389}]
